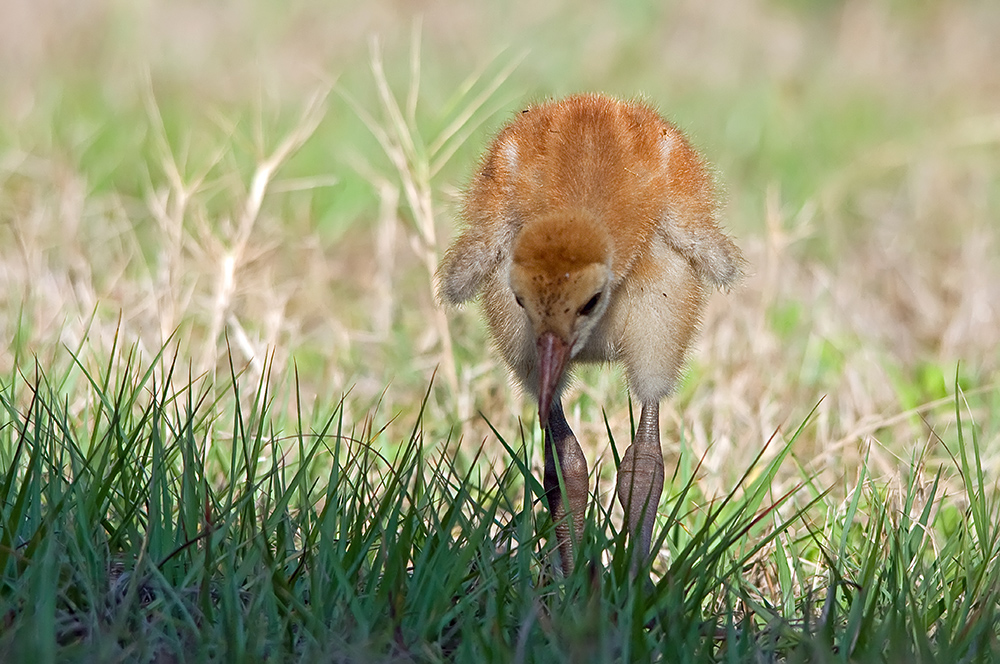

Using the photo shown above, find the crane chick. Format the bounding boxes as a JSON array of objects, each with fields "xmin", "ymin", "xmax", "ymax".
[{"xmin": 438, "ymin": 93, "xmax": 744, "ymax": 573}]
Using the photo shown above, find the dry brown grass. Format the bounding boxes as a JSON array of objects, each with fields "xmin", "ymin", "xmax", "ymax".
[{"xmin": 1, "ymin": 0, "xmax": 998, "ymax": 510}]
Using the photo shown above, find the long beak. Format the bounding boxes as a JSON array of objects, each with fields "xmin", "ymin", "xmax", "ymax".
[{"xmin": 537, "ymin": 331, "xmax": 571, "ymax": 428}]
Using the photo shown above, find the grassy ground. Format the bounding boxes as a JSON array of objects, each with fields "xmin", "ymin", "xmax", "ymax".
[{"xmin": 1, "ymin": 0, "xmax": 999, "ymax": 660}]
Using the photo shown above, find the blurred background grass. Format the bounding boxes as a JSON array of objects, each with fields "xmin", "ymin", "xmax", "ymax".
[{"xmin": 1, "ymin": 0, "xmax": 998, "ymax": 500}]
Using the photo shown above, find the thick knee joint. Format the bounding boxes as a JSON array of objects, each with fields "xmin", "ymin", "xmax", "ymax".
[{"xmin": 616, "ymin": 445, "xmax": 664, "ymax": 528}]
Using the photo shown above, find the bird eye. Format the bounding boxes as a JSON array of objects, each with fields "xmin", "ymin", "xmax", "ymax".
[{"xmin": 578, "ymin": 292, "xmax": 602, "ymax": 316}]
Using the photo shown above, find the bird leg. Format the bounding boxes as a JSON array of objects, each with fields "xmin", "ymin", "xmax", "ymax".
[
  {"xmin": 543, "ymin": 399, "xmax": 589, "ymax": 574},
  {"xmin": 615, "ymin": 401, "xmax": 664, "ymax": 570}
]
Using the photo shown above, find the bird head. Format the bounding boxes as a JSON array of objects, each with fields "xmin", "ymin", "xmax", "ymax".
[{"xmin": 509, "ymin": 211, "xmax": 613, "ymax": 427}]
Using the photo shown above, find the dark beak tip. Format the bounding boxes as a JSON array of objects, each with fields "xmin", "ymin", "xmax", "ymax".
[{"xmin": 539, "ymin": 403, "xmax": 552, "ymax": 428}]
